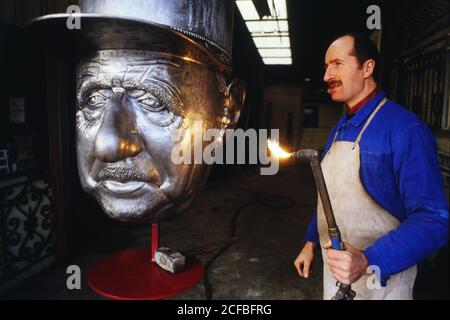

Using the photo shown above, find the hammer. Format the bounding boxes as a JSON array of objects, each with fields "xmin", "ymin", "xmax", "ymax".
[
  {"xmin": 154, "ymin": 237, "xmax": 239, "ymax": 274},
  {"xmin": 268, "ymin": 142, "xmax": 356, "ymax": 300}
]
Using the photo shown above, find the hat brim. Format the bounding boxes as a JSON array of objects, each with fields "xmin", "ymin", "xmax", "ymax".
[{"xmin": 26, "ymin": 14, "xmax": 230, "ymax": 74}]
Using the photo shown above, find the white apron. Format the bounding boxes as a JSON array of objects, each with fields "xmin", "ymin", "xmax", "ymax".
[{"xmin": 317, "ymin": 98, "xmax": 417, "ymax": 300}]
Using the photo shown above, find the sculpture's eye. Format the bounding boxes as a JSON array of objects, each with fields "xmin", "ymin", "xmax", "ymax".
[
  {"xmin": 86, "ymin": 92, "xmax": 108, "ymax": 108},
  {"xmin": 136, "ymin": 93, "xmax": 175, "ymax": 126},
  {"xmin": 137, "ymin": 94, "xmax": 165, "ymax": 112}
]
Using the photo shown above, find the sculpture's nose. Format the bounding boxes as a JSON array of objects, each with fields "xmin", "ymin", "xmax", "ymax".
[{"xmin": 94, "ymin": 92, "xmax": 143, "ymax": 163}]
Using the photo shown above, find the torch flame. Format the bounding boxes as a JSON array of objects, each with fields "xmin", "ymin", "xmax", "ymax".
[{"xmin": 267, "ymin": 139, "xmax": 292, "ymax": 159}]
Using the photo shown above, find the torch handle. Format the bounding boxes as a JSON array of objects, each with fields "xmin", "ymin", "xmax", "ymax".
[
  {"xmin": 308, "ymin": 155, "xmax": 355, "ymax": 300},
  {"xmin": 329, "ymin": 230, "xmax": 344, "ymax": 250},
  {"xmin": 309, "ymin": 158, "xmax": 340, "ymax": 234}
]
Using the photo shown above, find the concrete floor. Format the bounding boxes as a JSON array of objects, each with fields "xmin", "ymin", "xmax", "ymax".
[
  {"xmin": 1, "ymin": 164, "xmax": 447, "ymax": 300},
  {"xmin": 1, "ymin": 164, "xmax": 324, "ymax": 300}
]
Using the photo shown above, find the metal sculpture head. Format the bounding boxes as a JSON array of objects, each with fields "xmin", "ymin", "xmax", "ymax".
[{"xmin": 29, "ymin": 0, "xmax": 246, "ymax": 222}]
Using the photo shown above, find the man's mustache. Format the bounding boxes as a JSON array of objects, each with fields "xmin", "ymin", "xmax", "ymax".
[
  {"xmin": 96, "ymin": 165, "xmax": 152, "ymax": 183},
  {"xmin": 326, "ymin": 80, "xmax": 342, "ymax": 93}
]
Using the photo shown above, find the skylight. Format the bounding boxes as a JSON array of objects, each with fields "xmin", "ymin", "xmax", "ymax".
[{"xmin": 236, "ymin": 0, "xmax": 292, "ymax": 65}]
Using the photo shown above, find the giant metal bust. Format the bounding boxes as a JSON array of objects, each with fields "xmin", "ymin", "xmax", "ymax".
[{"xmin": 30, "ymin": 0, "xmax": 246, "ymax": 223}]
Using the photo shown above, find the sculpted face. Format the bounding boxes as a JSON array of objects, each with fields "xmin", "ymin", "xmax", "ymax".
[{"xmin": 76, "ymin": 50, "xmax": 242, "ymax": 222}]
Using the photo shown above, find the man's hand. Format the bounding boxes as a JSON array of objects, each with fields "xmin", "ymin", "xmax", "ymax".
[
  {"xmin": 294, "ymin": 241, "xmax": 316, "ymax": 278},
  {"xmin": 323, "ymin": 240, "xmax": 368, "ymax": 285}
]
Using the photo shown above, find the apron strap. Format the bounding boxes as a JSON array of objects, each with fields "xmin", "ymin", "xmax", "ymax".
[
  {"xmin": 328, "ymin": 97, "xmax": 388, "ymax": 152},
  {"xmin": 330, "ymin": 130, "xmax": 339, "ymax": 146},
  {"xmin": 353, "ymin": 97, "xmax": 388, "ymax": 149}
]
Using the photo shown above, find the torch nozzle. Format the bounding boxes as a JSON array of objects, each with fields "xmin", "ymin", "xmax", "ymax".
[
  {"xmin": 294, "ymin": 149, "xmax": 319, "ymax": 162},
  {"xmin": 266, "ymin": 140, "xmax": 319, "ymax": 162}
]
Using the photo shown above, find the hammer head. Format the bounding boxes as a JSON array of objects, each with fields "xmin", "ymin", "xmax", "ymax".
[{"xmin": 154, "ymin": 247, "xmax": 186, "ymax": 274}]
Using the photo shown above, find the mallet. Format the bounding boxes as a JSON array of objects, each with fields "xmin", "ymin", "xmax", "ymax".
[{"xmin": 155, "ymin": 237, "xmax": 239, "ymax": 274}]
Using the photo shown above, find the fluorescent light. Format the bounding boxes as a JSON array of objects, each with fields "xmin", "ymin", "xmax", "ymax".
[
  {"xmin": 236, "ymin": 0, "xmax": 288, "ymax": 21},
  {"xmin": 263, "ymin": 57, "xmax": 292, "ymax": 65},
  {"xmin": 252, "ymin": 36, "xmax": 290, "ymax": 48},
  {"xmin": 235, "ymin": 0, "xmax": 292, "ymax": 65},
  {"xmin": 268, "ymin": 0, "xmax": 288, "ymax": 19},
  {"xmin": 258, "ymin": 48, "xmax": 292, "ymax": 58},
  {"xmin": 236, "ymin": 0, "xmax": 260, "ymax": 20},
  {"xmin": 245, "ymin": 20, "xmax": 289, "ymax": 34}
]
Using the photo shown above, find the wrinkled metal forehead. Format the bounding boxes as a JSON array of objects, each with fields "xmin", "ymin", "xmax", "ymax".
[{"xmin": 27, "ymin": 14, "xmax": 232, "ymax": 75}]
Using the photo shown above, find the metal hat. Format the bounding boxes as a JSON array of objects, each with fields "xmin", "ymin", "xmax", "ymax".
[{"xmin": 27, "ymin": 0, "xmax": 234, "ymax": 74}]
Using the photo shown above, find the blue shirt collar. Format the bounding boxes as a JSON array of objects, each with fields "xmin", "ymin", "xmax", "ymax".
[{"xmin": 343, "ymin": 90, "xmax": 387, "ymax": 127}]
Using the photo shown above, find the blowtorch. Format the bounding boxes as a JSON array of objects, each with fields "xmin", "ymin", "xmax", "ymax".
[{"xmin": 268, "ymin": 141, "xmax": 356, "ymax": 300}]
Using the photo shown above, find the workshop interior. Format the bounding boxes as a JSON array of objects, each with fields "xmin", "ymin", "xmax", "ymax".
[{"xmin": 0, "ymin": 0, "xmax": 449, "ymax": 300}]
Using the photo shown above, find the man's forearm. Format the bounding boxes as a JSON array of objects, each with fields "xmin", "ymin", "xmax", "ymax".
[{"xmin": 304, "ymin": 241, "xmax": 316, "ymax": 250}]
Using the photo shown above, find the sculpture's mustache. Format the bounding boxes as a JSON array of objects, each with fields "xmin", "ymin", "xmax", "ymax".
[{"xmin": 97, "ymin": 166, "xmax": 152, "ymax": 183}]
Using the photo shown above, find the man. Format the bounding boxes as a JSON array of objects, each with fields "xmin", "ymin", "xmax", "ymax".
[
  {"xmin": 294, "ymin": 33, "xmax": 448, "ymax": 299},
  {"xmin": 30, "ymin": 0, "xmax": 246, "ymax": 223}
]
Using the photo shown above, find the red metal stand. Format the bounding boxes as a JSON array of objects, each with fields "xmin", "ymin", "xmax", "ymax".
[{"xmin": 87, "ymin": 223, "xmax": 204, "ymax": 300}]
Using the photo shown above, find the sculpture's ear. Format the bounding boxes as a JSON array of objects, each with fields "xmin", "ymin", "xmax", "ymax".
[{"xmin": 221, "ymin": 78, "xmax": 246, "ymax": 129}]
